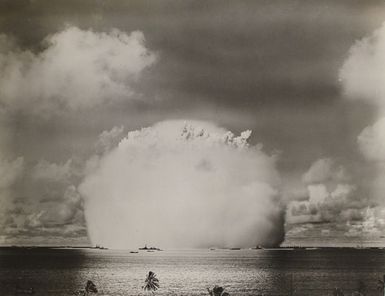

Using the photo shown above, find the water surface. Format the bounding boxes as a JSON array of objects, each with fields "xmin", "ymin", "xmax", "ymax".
[{"xmin": 0, "ymin": 248, "xmax": 384, "ymax": 295}]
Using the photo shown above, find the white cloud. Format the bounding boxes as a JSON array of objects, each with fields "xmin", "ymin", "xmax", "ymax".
[
  {"xmin": 340, "ymin": 22, "xmax": 385, "ymax": 209},
  {"xmin": 357, "ymin": 117, "xmax": 385, "ymax": 162},
  {"xmin": 37, "ymin": 185, "xmax": 83, "ymax": 226},
  {"xmin": 340, "ymin": 23, "xmax": 385, "ymax": 160},
  {"xmin": 0, "ymin": 26, "xmax": 157, "ymax": 113},
  {"xmin": 302, "ymin": 158, "xmax": 348, "ymax": 184},
  {"xmin": 344, "ymin": 207, "xmax": 385, "ymax": 237},
  {"xmin": 0, "ymin": 157, "xmax": 87, "ymax": 245},
  {"xmin": 79, "ymin": 120, "xmax": 284, "ymax": 249},
  {"xmin": 292, "ymin": 20, "xmax": 385, "ymax": 241},
  {"xmin": 287, "ymin": 158, "xmax": 369, "ymax": 225},
  {"xmin": 0, "ymin": 156, "xmax": 24, "ymax": 189},
  {"xmin": 339, "ymin": 22, "xmax": 385, "ymax": 110}
]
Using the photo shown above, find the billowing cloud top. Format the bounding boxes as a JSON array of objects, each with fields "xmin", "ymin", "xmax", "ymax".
[
  {"xmin": 339, "ymin": 22, "xmax": 385, "ymax": 110},
  {"xmin": 358, "ymin": 117, "xmax": 385, "ymax": 162},
  {"xmin": 0, "ymin": 26, "xmax": 156, "ymax": 113},
  {"xmin": 302, "ymin": 158, "xmax": 348, "ymax": 185},
  {"xmin": 79, "ymin": 120, "xmax": 284, "ymax": 249},
  {"xmin": 288, "ymin": 158, "xmax": 363, "ymax": 224},
  {"xmin": 340, "ymin": 22, "xmax": 385, "ymax": 204}
]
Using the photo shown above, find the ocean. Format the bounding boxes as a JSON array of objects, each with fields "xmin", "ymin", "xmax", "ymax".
[{"xmin": 0, "ymin": 248, "xmax": 384, "ymax": 296}]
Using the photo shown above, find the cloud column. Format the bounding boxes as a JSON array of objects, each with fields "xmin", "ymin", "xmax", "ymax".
[{"xmin": 79, "ymin": 120, "xmax": 284, "ymax": 249}]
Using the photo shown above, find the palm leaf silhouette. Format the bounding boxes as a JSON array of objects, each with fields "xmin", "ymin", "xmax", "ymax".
[
  {"xmin": 207, "ymin": 285, "xmax": 230, "ymax": 296},
  {"xmin": 377, "ymin": 274, "xmax": 385, "ymax": 294},
  {"xmin": 85, "ymin": 280, "xmax": 98, "ymax": 294},
  {"xmin": 143, "ymin": 271, "xmax": 160, "ymax": 293}
]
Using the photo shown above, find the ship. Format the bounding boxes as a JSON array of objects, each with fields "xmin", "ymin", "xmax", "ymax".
[
  {"xmin": 139, "ymin": 244, "xmax": 162, "ymax": 251},
  {"xmin": 95, "ymin": 245, "xmax": 108, "ymax": 250}
]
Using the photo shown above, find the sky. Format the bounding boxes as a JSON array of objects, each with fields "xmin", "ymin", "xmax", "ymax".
[{"xmin": 1, "ymin": 0, "xmax": 385, "ymax": 247}]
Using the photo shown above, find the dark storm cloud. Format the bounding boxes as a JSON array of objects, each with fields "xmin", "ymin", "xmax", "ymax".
[
  {"xmin": 1, "ymin": 0, "xmax": 382, "ymax": 168},
  {"xmin": 1, "ymin": 0, "xmax": 383, "ymax": 109}
]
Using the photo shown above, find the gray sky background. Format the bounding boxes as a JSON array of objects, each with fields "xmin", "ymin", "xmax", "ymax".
[{"xmin": 1, "ymin": 0, "xmax": 385, "ymax": 247}]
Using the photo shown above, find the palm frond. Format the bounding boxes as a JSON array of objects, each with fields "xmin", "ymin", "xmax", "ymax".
[{"xmin": 143, "ymin": 271, "xmax": 160, "ymax": 292}]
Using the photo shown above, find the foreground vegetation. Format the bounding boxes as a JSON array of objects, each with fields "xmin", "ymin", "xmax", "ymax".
[{"xmin": 19, "ymin": 272, "xmax": 385, "ymax": 295}]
